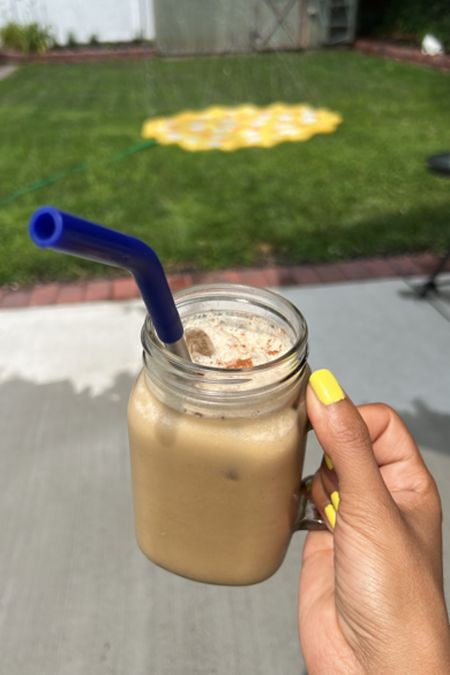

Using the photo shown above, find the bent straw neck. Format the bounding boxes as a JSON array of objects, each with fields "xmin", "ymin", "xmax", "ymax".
[{"xmin": 29, "ymin": 206, "xmax": 190, "ymax": 358}]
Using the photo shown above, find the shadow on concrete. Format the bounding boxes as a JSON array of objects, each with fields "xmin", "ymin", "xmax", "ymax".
[
  {"xmin": 397, "ymin": 278, "xmax": 450, "ymax": 322},
  {"xmin": 0, "ymin": 372, "xmax": 135, "ymax": 451},
  {"xmin": 398, "ymin": 283, "xmax": 450, "ymax": 305},
  {"xmin": 0, "ymin": 373, "xmax": 304, "ymax": 675},
  {"xmin": 1, "ymin": 375, "xmax": 446, "ymax": 674},
  {"xmin": 399, "ymin": 398, "xmax": 450, "ymax": 456}
]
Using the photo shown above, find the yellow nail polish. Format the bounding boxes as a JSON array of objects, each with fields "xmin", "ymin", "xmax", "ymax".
[
  {"xmin": 324, "ymin": 454, "xmax": 334, "ymax": 471},
  {"xmin": 324, "ymin": 503, "xmax": 336, "ymax": 529},
  {"xmin": 330, "ymin": 490, "xmax": 340, "ymax": 510},
  {"xmin": 309, "ymin": 369, "xmax": 345, "ymax": 406}
]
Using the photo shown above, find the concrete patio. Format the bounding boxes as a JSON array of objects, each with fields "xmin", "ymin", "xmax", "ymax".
[
  {"xmin": 0, "ymin": 276, "xmax": 449, "ymax": 675},
  {"xmin": 0, "ymin": 65, "xmax": 16, "ymax": 80}
]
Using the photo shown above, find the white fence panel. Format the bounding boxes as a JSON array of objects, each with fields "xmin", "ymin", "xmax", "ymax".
[{"xmin": 0, "ymin": 0, "xmax": 155, "ymax": 44}]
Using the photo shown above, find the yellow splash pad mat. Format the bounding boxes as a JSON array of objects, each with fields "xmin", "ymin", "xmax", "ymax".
[{"xmin": 142, "ymin": 103, "xmax": 342, "ymax": 152}]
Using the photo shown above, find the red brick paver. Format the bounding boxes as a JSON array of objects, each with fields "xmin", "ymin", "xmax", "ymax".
[
  {"xmin": 257, "ymin": 266, "xmax": 283, "ymax": 287},
  {"xmin": 29, "ymin": 283, "xmax": 60, "ymax": 306},
  {"xmin": 311, "ymin": 263, "xmax": 347, "ymax": 284},
  {"xmin": 412, "ymin": 252, "xmax": 445, "ymax": 274},
  {"xmin": 168, "ymin": 273, "xmax": 194, "ymax": 293},
  {"xmin": 388, "ymin": 255, "xmax": 423, "ymax": 277},
  {"xmin": 192, "ymin": 270, "xmax": 230, "ymax": 286},
  {"xmin": 362, "ymin": 258, "xmax": 397, "ymax": 279},
  {"xmin": 2, "ymin": 289, "xmax": 32, "ymax": 308},
  {"xmin": 1, "ymin": 253, "xmax": 447, "ymax": 310},
  {"xmin": 112, "ymin": 278, "xmax": 139, "ymax": 301},
  {"xmin": 227, "ymin": 268, "xmax": 271, "ymax": 287},
  {"xmin": 338, "ymin": 259, "xmax": 371, "ymax": 280},
  {"xmin": 56, "ymin": 283, "xmax": 86, "ymax": 304},
  {"xmin": 280, "ymin": 265, "xmax": 321, "ymax": 286},
  {"xmin": 85, "ymin": 279, "xmax": 113, "ymax": 303}
]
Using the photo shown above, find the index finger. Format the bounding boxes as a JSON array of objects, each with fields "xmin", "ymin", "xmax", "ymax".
[{"xmin": 357, "ymin": 403, "xmax": 433, "ymax": 493}]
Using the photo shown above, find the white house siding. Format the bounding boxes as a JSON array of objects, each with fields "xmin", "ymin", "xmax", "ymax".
[{"xmin": 0, "ymin": 0, "xmax": 155, "ymax": 44}]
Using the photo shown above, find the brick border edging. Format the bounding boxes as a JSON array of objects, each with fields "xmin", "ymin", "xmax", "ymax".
[
  {"xmin": 1, "ymin": 41, "xmax": 449, "ymax": 70},
  {"xmin": 0, "ymin": 46, "xmax": 156, "ymax": 65},
  {"xmin": 355, "ymin": 39, "xmax": 450, "ymax": 72},
  {"xmin": 1, "ymin": 253, "xmax": 448, "ymax": 309}
]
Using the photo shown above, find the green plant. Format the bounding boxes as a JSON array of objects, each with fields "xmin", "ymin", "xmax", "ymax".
[
  {"xmin": 88, "ymin": 33, "xmax": 99, "ymax": 46},
  {"xmin": 132, "ymin": 31, "xmax": 145, "ymax": 45},
  {"xmin": 0, "ymin": 21, "xmax": 53, "ymax": 53},
  {"xmin": 0, "ymin": 22, "xmax": 26, "ymax": 51},
  {"xmin": 26, "ymin": 22, "xmax": 54, "ymax": 53},
  {"xmin": 66, "ymin": 31, "xmax": 78, "ymax": 48},
  {"xmin": 385, "ymin": 0, "xmax": 450, "ymax": 49},
  {"xmin": 359, "ymin": 0, "xmax": 450, "ymax": 49}
]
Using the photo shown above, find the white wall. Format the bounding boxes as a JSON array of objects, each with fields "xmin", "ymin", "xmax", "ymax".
[{"xmin": 0, "ymin": 0, "xmax": 155, "ymax": 44}]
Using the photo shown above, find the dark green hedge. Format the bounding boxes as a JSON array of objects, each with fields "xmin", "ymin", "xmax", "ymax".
[{"xmin": 358, "ymin": 0, "xmax": 450, "ymax": 50}]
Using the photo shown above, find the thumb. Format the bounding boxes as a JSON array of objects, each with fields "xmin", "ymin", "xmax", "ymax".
[{"xmin": 307, "ymin": 369, "xmax": 389, "ymax": 503}]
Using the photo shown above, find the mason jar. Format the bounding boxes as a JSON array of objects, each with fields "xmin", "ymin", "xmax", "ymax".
[{"xmin": 127, "ymin": 283, "xmax": 323, "ymax": 586}]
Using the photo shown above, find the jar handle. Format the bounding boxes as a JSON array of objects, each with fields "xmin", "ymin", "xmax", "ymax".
[{"xmin": 295, "ymin": 475, "xmax": 326, "ymax": 530}]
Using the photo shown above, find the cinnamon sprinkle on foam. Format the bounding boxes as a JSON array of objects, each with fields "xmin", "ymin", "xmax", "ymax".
[{"xmin": 184, "ymin": 311, "xmax": 291, "ymax": 369}]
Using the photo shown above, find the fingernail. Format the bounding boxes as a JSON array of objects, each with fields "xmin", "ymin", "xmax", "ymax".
[
  {"xmin": 324, "ymin": 454, "xmax": 334, "ymax": 471},
  {"xmin": 309, "ymin": 369, "xmax": 345, "ymax": 406},
  {"xmin": 324, "ymin": 503, "xmax": 336, "ymax": 529},
  {"xmin": 330, "ymin": 490, "xmax": 340, "ymax": 510}
]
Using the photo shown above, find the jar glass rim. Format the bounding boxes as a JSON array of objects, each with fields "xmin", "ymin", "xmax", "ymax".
[{"xmin": 142, "ymin": 283, "xmax": 308, "ymax": 375}]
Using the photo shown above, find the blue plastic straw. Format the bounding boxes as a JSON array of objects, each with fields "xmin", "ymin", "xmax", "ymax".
[{"xmin": 29, "ymin": 206, "xmax": 189, "ymax": 358}]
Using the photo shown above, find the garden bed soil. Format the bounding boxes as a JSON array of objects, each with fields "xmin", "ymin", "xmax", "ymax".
[
  {"xmin": 0, "ymin": 45, "xmax": 156, "ymax": 64},
  {"xmin": 355, "ymin": 39, "xmax": 450, "ymax": 72}
]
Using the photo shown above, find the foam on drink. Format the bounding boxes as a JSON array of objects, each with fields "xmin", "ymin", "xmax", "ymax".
[{"xmin": 184, "ymin": 311, "xmax": 292, "ymax": 369}]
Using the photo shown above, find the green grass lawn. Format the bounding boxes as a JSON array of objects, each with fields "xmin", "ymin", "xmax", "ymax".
[{"xmin": 0, "ymin": 50, "xmax": 449, "ymax": 285}]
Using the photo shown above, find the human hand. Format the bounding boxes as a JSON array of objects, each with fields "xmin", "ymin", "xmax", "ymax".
[{"xmin": 299, "ymin": 369, "xmax": 450, "ymax": 674}]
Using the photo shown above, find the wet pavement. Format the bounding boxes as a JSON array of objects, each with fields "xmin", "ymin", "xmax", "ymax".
[{"xmin": 0, "ymin": 277, "xmax": 449, "ymax": 674}]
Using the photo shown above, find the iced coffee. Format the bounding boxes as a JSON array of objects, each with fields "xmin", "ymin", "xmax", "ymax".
[{"xmin": 127, "ymin": 284, "xmax": 310, "ymax": 585}]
